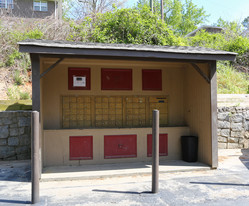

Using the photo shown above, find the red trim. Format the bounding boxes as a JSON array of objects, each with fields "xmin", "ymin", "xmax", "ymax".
[{"xmin": 101, "ymin": 68, "xmax": 132, "ymax": 90}]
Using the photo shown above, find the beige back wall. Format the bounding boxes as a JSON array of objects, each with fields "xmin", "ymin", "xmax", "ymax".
[
  {"xmin": 41, "ymin": 58, "xmax": 187, "ymax": 130},
  {"xmin": 40, "ymin": 58, "xmax": 214, "ymax": 167},
  {"xmin": 184, "ymin": 63, "xmax": 212, "ymax": 165},
  {"xmin": 43, "ymin": 127, "xmax": 189, "ymax": 166}
]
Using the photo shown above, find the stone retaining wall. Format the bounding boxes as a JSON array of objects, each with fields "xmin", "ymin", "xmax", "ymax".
[
  {"xmin": 218, "ymin": 107, "xmax": 249, "ymax": 149},
  {"xmin": 0, "ymin": 111, "xmax": 31, "ymax": 160}
]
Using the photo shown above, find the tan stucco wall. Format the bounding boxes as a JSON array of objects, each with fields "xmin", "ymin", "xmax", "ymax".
[
  {"xmin": 40, "ymin": 58, "xmax": 212, "ymax": 167},
  {"xmin": 184, "ymin": 63, "xmax": 212, "ymax": 165},
  {"xmin": 43, "ymin": 127, "xmax": 190, "ymax": 166},
  {"xmin": 41, "ymin": 58, "xmax": 187, "ymax": 129}
]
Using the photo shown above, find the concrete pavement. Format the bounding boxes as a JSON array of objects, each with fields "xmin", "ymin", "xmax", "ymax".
[
  {"xmin": 0, "ymin": 149, "xmax": 249, "ymax": 205},
  {"xmin": 42, "ymin": 160, "xmax": 210, "ymax": 182}
]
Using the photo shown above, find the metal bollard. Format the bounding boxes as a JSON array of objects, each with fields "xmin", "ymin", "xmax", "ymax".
[
  {"xmin": 152, "ymin": 110, "xmax": 159, "ymax": 193},
  {"xmin": 31, "ymin": 111, "xmax": 40, "ymax": 204}
]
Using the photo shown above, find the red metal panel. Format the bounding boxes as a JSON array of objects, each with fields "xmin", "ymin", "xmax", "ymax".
[
  {"xmin": 101, "ymin": 68, "xmax": 132, "ymax": 90},
  {"xmin": 142, "ymin": 69, "xmax": 162, "ymax": 90},
  {"xmin": 104, "ymin": 135, "xmax": 137, "ymax": 159},
  {"xmin": 69, "ymin": 136, "xmax": 93, "ymax": 160},
  {"xmin": 68, "ymin": 67, "xmax": 90, "ymax": 90},
  {"xmin": 147, "ymin": 133, "xmax": 168, "ymax": 157}
]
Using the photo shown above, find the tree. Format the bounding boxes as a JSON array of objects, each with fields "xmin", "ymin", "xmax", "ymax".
[
  {"xmin": 137, "ymin": 0, "xmax": 208, "ymax": 36},
  {"xmin": 137, "ymin": 0, "xmax": 161, "ymax": 12},
  {"xmin": 216, "ymin": 18, "xmax": 242, "ymax": 34},
  {"xmin": 242, "ymin": 16, "xmax": 249, "ymax": 29},
  {"xmin": 63, "ymin": 0, "xmax": 127, "ymax": 20},
  {"xmin": 70, "ymin": 5, "xmax": 185, "ymax": 45}
]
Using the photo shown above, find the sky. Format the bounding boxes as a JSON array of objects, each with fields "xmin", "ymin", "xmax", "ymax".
[{"xmin": 125, "ymin": 0, "xmax": 249, "ymax": 25}]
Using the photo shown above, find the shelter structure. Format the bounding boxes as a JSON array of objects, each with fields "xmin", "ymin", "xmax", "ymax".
[
  {"xmin": 19, "ymin": 39, "xmax": 236, "ymax": 170},
  {"xmin": 185, "ymin": 26, "xmax": 223, "ymax": 37}
]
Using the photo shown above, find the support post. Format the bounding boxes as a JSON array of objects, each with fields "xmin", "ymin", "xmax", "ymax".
[
  {"xmin": 152, "ymin": 110, "xmax": 159, "ymax": 193},
  {"xmin": 30, "ymin": 54, "xmax": 40, "ymax": 112},
  {"xmin": 210, "ymin": 61, "xmax": 218, "ymax": 169},
  {"xmin": 150, "ymin": 0, "xmax": 153, "ymax": 12},
  {"xmin": 58, "ymin": 0, "xmax": 63, "ymax": 20},
  {"xmin": 31, "ymin": 111, "xmax": 40, "ymax": 204},
  {"xmin": 161, "ymin": 0, "xmax": 164, "ymax": 20}
]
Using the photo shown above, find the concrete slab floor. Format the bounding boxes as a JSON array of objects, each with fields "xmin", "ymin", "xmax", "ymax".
[
  {"xmin": 0, "ymin": 149, "xmax": 249, "ymax": 206},
  {"xmin": 41, "ymin": 160, "xmax": 210, "ymax": 182}
]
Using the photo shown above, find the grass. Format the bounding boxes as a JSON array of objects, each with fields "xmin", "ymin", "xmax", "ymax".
[
  {"xmin": 14, "ymin": 70, "xmax": 23, "ymax": 85},
  {"xmin": 217, "ymin": 62, "xmax": 249, "ymax": 94},
  {"xmin": 0, "ymin": 100, "xmax": 32, "ymax": 111},
  {"xmin": 7, "ymin": 86, "xmax": 31, "ymax": 100},
  {"xmin": 19, "ymin": 91, "xmax": 30, "ymax": 100}
]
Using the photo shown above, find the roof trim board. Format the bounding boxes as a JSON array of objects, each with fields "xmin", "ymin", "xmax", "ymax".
[{"xmin": 19, "ymin": 39, "xmax": 237, "ymax": 61}]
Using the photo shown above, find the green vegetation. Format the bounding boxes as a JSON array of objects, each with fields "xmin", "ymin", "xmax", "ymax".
[
  {"xmin": 70, "ymin": 6, "xmax": 184, "ymax": 45},
  {"xmin": 7, "ymin": 86, "xmax": 31, "ymax": 100},
  {"xmin": 0, "ymin": 100, "xmax": 32, "ymax": 111},
  {"xmin": 13, "ymin": 70, "xmax": 23, "ymax": 85},
  {"xmin": 217, "ymin": 62, "xmax": 249, "ymax": 94},
  {"xmin": 0, "ymin": 0, "xmax": 248, "ymax": 99},
  {"xmin": 137, "ymin": 0, "xmax": 209, "ymax": 36}
]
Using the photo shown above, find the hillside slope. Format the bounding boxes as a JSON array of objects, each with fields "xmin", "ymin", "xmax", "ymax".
[{"xmin": 0, "ymin": 16, "xmax": 248, "ymax": 101}]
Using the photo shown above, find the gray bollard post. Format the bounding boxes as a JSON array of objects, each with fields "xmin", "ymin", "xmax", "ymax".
[
  {"xmin": 152, "ymin": 110, "xmax": 159, "ymax": 193},
  {"xmin": 31, "ymin": 111, "xmax": 40, "ymax": 204}
]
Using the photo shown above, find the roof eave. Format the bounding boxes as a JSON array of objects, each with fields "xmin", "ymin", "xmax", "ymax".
[{"xmin": 19, "ymin": 45, "xmax": 237, "ymax": 62}]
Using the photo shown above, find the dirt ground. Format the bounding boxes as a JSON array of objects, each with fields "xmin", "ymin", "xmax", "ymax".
[
  {"xmin": 0, "ymin": 67, "xmax": 32, "ymax": 101},
  {"xmin": 0, "ymin": 67, "xmax": 11, "ymax": 100}
]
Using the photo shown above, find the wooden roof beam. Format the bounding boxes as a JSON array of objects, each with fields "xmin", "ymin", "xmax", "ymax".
[
  {"xmin": 40, "ymin": 57, "xmax": 64, "ymax": 79},
  {"xmin": 191, "ymin": 63, "xmax": 210, "ymax": 84}
]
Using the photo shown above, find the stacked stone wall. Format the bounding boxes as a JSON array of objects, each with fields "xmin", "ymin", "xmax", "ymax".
[
  {"xmin": 0, "ymin": 111, "xmax": 31, "ymax": 160},
  {"xmin": 218, "ymin": 107, "xmax": 249, "ymax": 149}
]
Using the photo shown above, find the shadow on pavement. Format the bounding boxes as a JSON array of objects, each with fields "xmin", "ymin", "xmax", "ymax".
[
  {"xmin": 0, "ymin": 161, "xmax": 31, "ymax": 182},
  {"xmin": 190, "ymin": 182, "xmax": 249, "ymax": 186},
  {"xmin": 240, "ymin": 149, "xmax": 249, "ymax": 170},
  {"xmin": 92, "ymin": 189, "xmax": 152, "ymax": 194},
  {"xmin": 0, "ymin": 199, "xmax": 31, "ymax": 204}
]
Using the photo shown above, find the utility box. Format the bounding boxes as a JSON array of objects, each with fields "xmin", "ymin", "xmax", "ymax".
[{"xmin": 68, "ymin": 67, "xmax": 90, "ymax": 90}]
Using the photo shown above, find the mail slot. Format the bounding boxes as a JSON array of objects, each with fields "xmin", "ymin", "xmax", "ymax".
[
  {"xmin": 147, "ymin": 133, "xmax": 168, "ymax": 157},
  {"xmin": 104, "ymin": 135, "xmax": 137, "ymax": 159}
]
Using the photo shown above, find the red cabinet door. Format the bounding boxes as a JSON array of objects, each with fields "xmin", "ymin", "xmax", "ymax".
[
  {"xmin": 147, "ymin": 134, "xmax": 168, "ymax": 157},
  {"xmin": 101, "ymin": 69, "xmax": 132, "ymax": 90},
  {"xmin": 104, "ymin": 135, "xmax": 137, "ymax": 159},
  {"xmin": 70, "ymin": 136, "xmax": 93, "ymax": 160},
  {"xmin": 142, "ymin": 69, "xmax": 162, "ymax": 90}
]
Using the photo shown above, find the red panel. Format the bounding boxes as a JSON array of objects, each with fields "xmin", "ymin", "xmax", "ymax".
[
  {"xmin": 104, "ymin": 135, "xmax": 137, "ymax": 159},
  {"xmin": 101, "ymin": 69, "xmax": 132, "ymax": 90},
  {"xmin": 142, "ymin": 69, "xmax": 162, "ymax": 90},
  {"xmin": 70, "ymin": 136, "xmax": 93, "ymax": 160},
  {"xmin": 68, "ymin": 68, "xmax": 90, "ymax": 90},
  {"xmin": 147, "ymin": 134, "xmax": 168, "ymax": 157}
]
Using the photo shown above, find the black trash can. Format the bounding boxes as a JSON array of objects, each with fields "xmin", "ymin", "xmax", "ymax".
[{"xmin": 181, "ymin": 136, "xmax": 198, "ymax": 162}]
